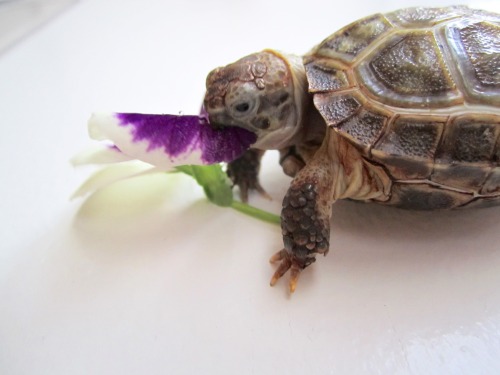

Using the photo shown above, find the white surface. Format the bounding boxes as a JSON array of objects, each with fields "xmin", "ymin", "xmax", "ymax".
[
  {"xmin": 1, "ymin": 0, "xmax": 500, "ymax": 374},
  {"xmin": 0, "ymin": 0, "xmax": 76, "ymax": 54}
]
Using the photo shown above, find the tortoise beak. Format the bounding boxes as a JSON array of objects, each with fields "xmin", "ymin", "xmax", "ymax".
[{"xmin": 206, "ymin": 111, "xmax": 232, "ymax": 129}]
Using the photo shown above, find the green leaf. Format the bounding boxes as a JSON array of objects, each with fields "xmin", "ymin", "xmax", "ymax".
[
  {"xmin": 175, "ymin": 164, "xmax": 280, "ymax": 225},
  {"xmin": 175, "ymin": 164, "xmax": 233, "ymax": 207}
]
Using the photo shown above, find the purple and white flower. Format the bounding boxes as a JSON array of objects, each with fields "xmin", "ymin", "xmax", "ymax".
[{"xmin": 72, "ymin": 111, "xmax": 256, "ymax": 197}]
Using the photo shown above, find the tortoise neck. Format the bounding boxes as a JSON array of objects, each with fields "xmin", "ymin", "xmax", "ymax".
[
  {"xmin": 248, "ymin": 50, "xmax": 310, "ymax": 150},
  {"xmin": 281, "ymin": 53, "xmax": 326, "ymax": 148},
  {"xmin": 264, "ymin": 49, "xmax": 311, "ymax": 148}
]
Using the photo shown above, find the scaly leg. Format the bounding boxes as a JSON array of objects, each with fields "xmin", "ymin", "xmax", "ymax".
[
  {"xmin": 270, "ymin": 128, "xmax": 391, "ymax": 292},
  {"xmin": 279, "ymin": 146, "xmax": 305, "ymax": 178},
  {"xmin": 226, "ymin": 148, "xmax": 270, "ymax": 202},
  {"xmin": 270, "ymin": 154, "xmax": 334, "ymax": 293}
]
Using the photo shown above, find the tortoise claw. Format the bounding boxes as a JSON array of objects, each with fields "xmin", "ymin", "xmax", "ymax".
[
  {"xmin": 289, "ymin": 265, "xmax": 301, "ymax": 293},
  {"xmin": 269, "ymin": 249, "xmax": 287, "ymax": 264},
  {"xmin": 239, "ymin": 181, "xmax": 271, "ymax": 203},
  {"xmin": 269, "ymin": 249, "xmax": 303, "ymax": 293},
  {"xmin": 226, "ymin": 149, "xmax": 267, "ymax": 203},
  {"xmin": 254, "ymin": 183, "xmax": 272, "ymax": 201}
]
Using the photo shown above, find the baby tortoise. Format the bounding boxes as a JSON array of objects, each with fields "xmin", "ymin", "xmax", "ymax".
[{"xmin": 203, "ymin": 6, "xmax": 500, "ymax": 292}]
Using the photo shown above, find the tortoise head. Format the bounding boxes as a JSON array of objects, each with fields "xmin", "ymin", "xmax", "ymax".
[{"xmin": 203, "ymin": 50, "xmax": 306, "ymax": 149}]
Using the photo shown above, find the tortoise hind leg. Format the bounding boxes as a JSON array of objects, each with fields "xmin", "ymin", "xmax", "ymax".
[{"xmin": 270, "ymin": 152, "xmax": 334, "ymax": 292}]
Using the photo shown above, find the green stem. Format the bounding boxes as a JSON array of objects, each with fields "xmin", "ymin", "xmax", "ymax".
[{"xmin": 230, "ymin": 201, "xmax": 281, "ymax": 225}]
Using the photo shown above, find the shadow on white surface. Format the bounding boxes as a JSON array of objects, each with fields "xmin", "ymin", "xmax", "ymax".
[{"xmin": 61, "ymin": 174, "xmax": 500, "ymax": 373}]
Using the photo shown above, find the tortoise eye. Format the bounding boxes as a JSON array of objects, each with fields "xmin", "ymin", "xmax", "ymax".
[{"xmin": 235, "ymin": 102, "xmax": 250, "ymax": 113}]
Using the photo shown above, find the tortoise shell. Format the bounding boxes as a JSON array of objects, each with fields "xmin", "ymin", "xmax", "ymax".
[{"xmin": 304, "ymin": 6, "xmax": 500, "ymax": 209}]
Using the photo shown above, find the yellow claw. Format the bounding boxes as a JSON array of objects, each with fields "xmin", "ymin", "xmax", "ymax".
[
  {"xmin": 269, "ymin": 249, "xmax": 287, "ymax": 263},
  {"xmin": 270, "ymin": 273, "xmax": 280, "ymax": 287},
  {"xmin": 269, "ymin": 250, "xmax": 303, "ymax": 293},
  {"xmin": 256, "ymin": 184, "xmax": 272, "ymax": 201},
  {"xmin": 269, "ymin": 253, "xmax": 291, "ymax": 286},
  {"xmin": 289, "ymin": 265, "xmax": 301, "ymax": 293}
]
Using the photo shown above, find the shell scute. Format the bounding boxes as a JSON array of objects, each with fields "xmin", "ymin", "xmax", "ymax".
[
  {"xmin": 374, "ymin": 117, "xmax": 445, "ymax": 159},
  {"xmin": 304, "ymin": 58, "xmax": 350, "ymax": 93},
  {"xmin": 385, "ymin": 6, "xmax": 468, "ymax": 28},
  {"xmin": 313, "ymin": 92, "xmax": 362, "ymax": 126},
  {"xmin": 370, "ymin": 32, "xmax": 455, "ymax": 95},
  {"xmin": 371, "ymin": 116, "xmax": 445, "ymax": 179},
  {"xmin": 314, "ymin": 14, "xmax": 393, "ymax": 63},
  {"xmin": 356, "ymin": 31, "xmax": 462, "ymax": 108},
  {"xmin": 336, "ymin": 107, "xmax": 388, "ymax": 153},
  {"xmin": 429, "ymin": 115, "xmax": 500, "ymax": 192},
  {"xmin": 386, "ymin": 183, "xmax": 473, "ymax": 210},
  {"xmin": 460, "ymin": 22, "xmax": 500, "ymax": 88},
  {"xmin": 431, "ymin": 163, "xmax": 491, "ymax": 193},
  {"xmin": 447, "ymin": 19, "xmax": 500, "ymax": 104},
  {"xmin": 436, "ymin": 115, "xmax": 500, "ymax": 164}
]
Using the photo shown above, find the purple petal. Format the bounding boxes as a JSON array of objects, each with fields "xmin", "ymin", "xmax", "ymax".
[
  {"xmin": 198, "ymin": 124, "xmax": 256, "ymax": 164},
  {"xmin": 116, "ymin": 113, "xmax": 200, "ymax": 158},
  {"xmin": 115, "ymin": 113, "xmax": 256, "ymax": 165}
]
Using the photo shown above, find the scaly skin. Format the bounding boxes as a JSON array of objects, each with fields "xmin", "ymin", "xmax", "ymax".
[
  {"xmin": 270, "ymin": 130, "xmax": 390, "ymax": 292},
  {"xmin": 227, "ymin": 149, "xmax": 269, "ymax": 202},
  {"xmin": 204, "ymin": 50, "xmax": 390, "ymax": 293},
  {"xmin": 203, "ymin": 7, "xmax": 500, "ymax": 293},
  {"xmin": 270, "ymin": 174, "xmax": 332, "ymax": 292}
]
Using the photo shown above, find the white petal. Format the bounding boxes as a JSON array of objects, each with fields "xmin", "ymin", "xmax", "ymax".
[
  {"xmin": 71, "ymin": 161, "xmax": 161, "ymax": 199},
  {"xmin": 70, "ymin": 144, "xmax": 133, "ymax": 166}
]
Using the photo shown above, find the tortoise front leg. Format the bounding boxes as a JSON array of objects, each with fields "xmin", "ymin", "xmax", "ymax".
[
  {"xmin": 270, "ymin": 129, "xmax": 391, "ymax": 292},
  {"xmin": 270, "ymin": 154, "xmax": 334, "ymax": 292},
  {"xmin": 279, "ymin": 146, "xmax": 306, "ymax": 177},
  {"xmin": 227, "ymin": 148, "xmax": 270, "ymax": 202}
]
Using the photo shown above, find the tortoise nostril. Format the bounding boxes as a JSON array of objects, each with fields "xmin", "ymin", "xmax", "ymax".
[
  {"xmin": 279, "ymin": 93, "xmax": 290, "ymax": 104},
  {"xmin": 252, "ymin": 117, "xmax": 271, "ymax": 130}
]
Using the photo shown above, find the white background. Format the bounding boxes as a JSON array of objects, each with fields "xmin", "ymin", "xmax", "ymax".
[{"xmin": 2, "ymin": 0, "xmax": 500, "ymax": 374}]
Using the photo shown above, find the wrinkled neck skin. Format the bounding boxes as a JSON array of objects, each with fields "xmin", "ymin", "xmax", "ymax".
[{"xmin": 253, "ymin": 50, "xmax": 325, "ymax": 150}]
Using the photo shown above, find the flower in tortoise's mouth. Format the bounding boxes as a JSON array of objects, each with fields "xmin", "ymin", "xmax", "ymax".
[{"xmin": 71, "ymin": 109, "xmax": 257, "ymax": 197}]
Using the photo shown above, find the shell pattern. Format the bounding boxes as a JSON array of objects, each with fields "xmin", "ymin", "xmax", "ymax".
[{"xmin": 304, "ymin": 6, "xmax": 500, "ymax": 209}]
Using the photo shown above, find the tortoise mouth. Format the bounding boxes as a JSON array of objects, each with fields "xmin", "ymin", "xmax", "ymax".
[
  {"xmin": 206, "ymin": 108, "xmax": 301, "ymax": 150},
  {"xmin": 207, "ymin": 112, "xmax": 257, "ymax": 133},
  {"xmin": 210, "ymin": 120, "xmax": 255, "ymax": 133}
]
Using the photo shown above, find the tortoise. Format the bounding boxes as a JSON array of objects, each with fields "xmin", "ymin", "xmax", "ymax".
[{"xmin": 202, "ymin": 6, "xmax": 500, "ymax": 292}]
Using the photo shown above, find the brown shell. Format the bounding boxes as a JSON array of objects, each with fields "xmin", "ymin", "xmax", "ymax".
[{"xmin": 305, "ymin": 6, "xmax": 500, "ymax": 209}]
